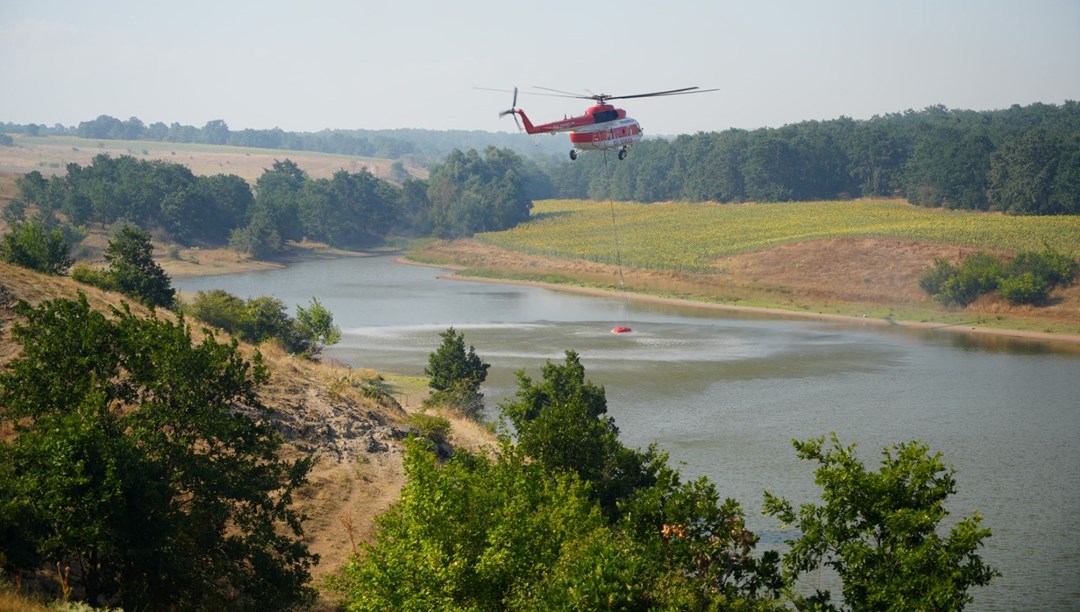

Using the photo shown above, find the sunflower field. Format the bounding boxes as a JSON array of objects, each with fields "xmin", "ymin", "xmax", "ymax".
[{"xmin": 476, "ymin": 199, "xmax": 1080, "ymax": 272}]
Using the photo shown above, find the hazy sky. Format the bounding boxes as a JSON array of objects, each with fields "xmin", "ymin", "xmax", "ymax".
[{"xmin": 2, "ymin": 0, "xmax": 1079, "ymax": 136}]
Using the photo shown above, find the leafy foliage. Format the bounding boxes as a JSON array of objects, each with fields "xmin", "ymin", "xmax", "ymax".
[
  {"xmin": 500, "ymin": 350, "xmax": 659, "ymax": 519},
  {"xmin": 404, "ymin": 413, "xmax": 452, "ymax": 446},
  {"xmin": 426, "ymin": 147, "xmax": 535, "ymax": 237},
  {"xmin": 295, "ymin": 297, "xmax": 342, "ymax": 354},
  {"xmin": 919, "ymin": 247, "xmax": 1078, "ymax": 306},
  {"xmin": 183, "ymin": 290, "xmax": 340, "ymax": 358},
  {"xmin": 0, "ymin": 219, "xmax": 73, "ymax": 275},
  {"xmin": 423, "ymin": 327, "xmax": 490, "ymax": 420},
  {"xmin": 763, "ymin": 434, "xmax": 998, "ymax": 611},
  {"xmin": 334, "ymin": 438, "xmax": 640, "ymax": 611},
  {"xmin": 0, "ymin": 294, "xmax": 316, "ymax": 610},
  {"xmin": 102, "ymin": 225, "xmax": 175, "ymax": 307},
  {"xmin": 340, "ymin": 348, "xmax": 786, "ymax": 610}
]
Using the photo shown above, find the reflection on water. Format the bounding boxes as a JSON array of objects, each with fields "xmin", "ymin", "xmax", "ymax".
[{"xmin": 175, "ymin": 255, "xmax": 1080, "ymax": 610}]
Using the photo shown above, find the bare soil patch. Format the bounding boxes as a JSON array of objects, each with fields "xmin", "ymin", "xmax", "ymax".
[{"xmin": 414, "ymin": 238, "xmax": 1080, "ymax": 341}]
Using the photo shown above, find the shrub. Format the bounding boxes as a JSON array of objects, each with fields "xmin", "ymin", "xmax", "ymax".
[
  {"xmin": 406, "ymin": 413, "xmax": 452, "ymax": 446},
  {"xmin": 184, "ymin": 289, "xmax": 247, "ymax": 331},
  {"xmin": 184, "ymin": 290, "xmax": 339, "ymax": 359},
  {"xmin": 70, "ymin": 263, "xmax": 119, "ymax": 292},
  {"xmin": 933, "ymin": 251, "xmax": 1003, "ymax": 306},
  {"xmin": 0, "ymin": 220, "xmax": 73, "ymax": 275},
  {"xmin": 998, "ymin": 271, "xmax": 1050, "ymax": 305},
  {"xmin": 918, "ymin": 258, "xmax": 957, "ymax": 296},
  {"xmin": 424, "ymin": 327, "xmax": 489, "ymax": 421},
  {"xmin": 1006, "ymin": 246, "xmax": 1078, "ymax": 288}
]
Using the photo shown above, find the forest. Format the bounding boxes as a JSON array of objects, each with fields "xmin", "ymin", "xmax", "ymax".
[
  {"xmin": 5, "ymin": 100, "xmax": 1079, "ymax": 215},
  {"xmin": 7, "ymin": 147, "xmax": 544, "ymax": 259}
]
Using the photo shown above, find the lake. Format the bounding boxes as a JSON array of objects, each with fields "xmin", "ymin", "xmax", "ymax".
[{"xmin": 174, "ymin": 254, "xmax": 1080, "ymax": 610}]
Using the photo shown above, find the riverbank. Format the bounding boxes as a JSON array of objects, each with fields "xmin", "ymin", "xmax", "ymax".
[
  {"xmin": 156, "ymin": 241, "xmax": 383, "ymax": 278},
  {"xmin": 405, "ymin": 239, "xmax": 1080, "ymax": 348},
  {"xmin": 155, "ymin": 238, "xmax": 1080, "ymax": 347}
]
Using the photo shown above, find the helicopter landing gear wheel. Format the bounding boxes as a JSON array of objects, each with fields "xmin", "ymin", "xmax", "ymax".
[
  {"xmin": 617, "ymin": 147, "xmax": 627, "ymax": 160},
  {"xmin": 569, "ymin": 149, "xmax": 577, "ymax": 161}
]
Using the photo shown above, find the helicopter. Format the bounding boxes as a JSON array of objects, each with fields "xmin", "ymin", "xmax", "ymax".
[{"xmin": 485, "ymin": 86, "xmax": 717, "ymax": 160}]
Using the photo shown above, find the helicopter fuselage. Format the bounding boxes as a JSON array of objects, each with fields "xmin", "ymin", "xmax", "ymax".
[{"xmin": 513, "ymin": 103, "xmax": 643, "ymax": 152}]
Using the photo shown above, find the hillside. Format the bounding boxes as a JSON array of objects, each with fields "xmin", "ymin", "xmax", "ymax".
[
  {"xmin": 0, "ymin": 135, "xmax": 429, "ymax": 183},
  {"xmin": 0, "ymin": 261, "xmax": 495, "ymax": 589},
  {"xmin": 413, "ymin": 231, "xmax": 1080, "ymax": 342}
]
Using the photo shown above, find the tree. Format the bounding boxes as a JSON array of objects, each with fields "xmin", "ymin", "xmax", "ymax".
[
  {"xmin": 500, "ymin": 350, "xmax": 659, "ymax": 519},
  {"xmin": 763, "ymin": 433, "xmax": 998, "ymax": 611},
  {"xmin": 987, "ymin": 129, "xmax": 1080, "ymax": 214},
  {"xmin": 0, "ymin": 294, "xmax": 316, "ymax": 609},
  {"xmin": 250, "ymin": 159, "xmax": 307, "ymax": 242},
  {"xmin": 184, "ymin": 290, "xmax": 339, "ymax": 359},
  {"xmin": 103, "ymin": 225, "xmax": 175, "ymax": 307},
  {"xmin": 424, "ymin": 327, "xmax": 490, "ymax": 419},
  {"xmin": 340, "ymin": 350, "xmax": 785, "ymax": 610},
  {"xmin": 295, "ymin": 297, "xmax": 342, "ymax": 358},
  {"xmin": 0, "ymin": 220, "xmax": 73, "ymax": 275},
  {"xmin": 426, "ymin": 147, "xmax": 533, "ymax": 238},
  {"xmin": 335, "ymin": 439, "xmax": 644, "ymax": 611}
]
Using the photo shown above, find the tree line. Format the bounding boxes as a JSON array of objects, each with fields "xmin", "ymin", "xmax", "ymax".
[
  {"xmin": 551, "ymin": 101, "xmax": 1080, "ymax": 214},
  {"xmin": 6, "ymin": 101, "xmax": 1077, "ymax": 215},
  {"xmin": 0, "ymin": 117, "xmax": 568, "ymax": 161},
  {"xmin": 9, "ymin": 147, "xmax": 544, "ymax": 259}
]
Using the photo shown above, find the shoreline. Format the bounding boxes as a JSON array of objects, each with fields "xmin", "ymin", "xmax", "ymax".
[
  {"xmin": 159, "ymin": 243, "xmax": 1080, "ymax": 348},
  {"xmin": 398, "ymin": 257, "xmax": 1080, "ymax": 349}
]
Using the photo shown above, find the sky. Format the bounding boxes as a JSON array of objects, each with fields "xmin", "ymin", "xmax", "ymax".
[{"xmin": 2, "ymin": 0, "xmax": 1079, "ymax": 136}]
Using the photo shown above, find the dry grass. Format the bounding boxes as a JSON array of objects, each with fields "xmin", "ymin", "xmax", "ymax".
[
  {"xmin": 0, "ymin": 136, "xmax": 428, "ymax": 184},
  {"xmin": 0, "ymin": 261, "xmax": 497, "ymax": 596},
  {"xmin": 413, "ymin": 237, "xmax": 1080, "ymax": 339}
]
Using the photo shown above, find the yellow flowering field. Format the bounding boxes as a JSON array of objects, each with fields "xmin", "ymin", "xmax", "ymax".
[{"xmin": 476, "ymin": 199, "xmax": 1080, "ymax": 272}]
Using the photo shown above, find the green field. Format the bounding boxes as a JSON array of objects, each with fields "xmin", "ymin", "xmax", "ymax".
[{"xmin": 477, "ymin": 199, "xmax": 1080, "ymax": 271}]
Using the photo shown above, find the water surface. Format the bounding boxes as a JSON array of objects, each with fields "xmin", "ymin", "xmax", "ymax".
[{"xmin": 175, "ymin": 255, "xmax": 1080, "ymax": 610}]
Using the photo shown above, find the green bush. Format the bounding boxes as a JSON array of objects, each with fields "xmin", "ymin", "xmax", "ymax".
[
  {"xmin": 0, "ymin": 220, "xmax": 73, "ymax": 275},
  {"xmin": 921, "ymin": 248, "xmax": 1078, "ymax": 307},
  {"xmin": 940, "ymin": 252, "xmax": 1003, "ymax": 306},
  {"xmin": 406, "ymin": 413, "xmax": 452, "ymax": 446},
  {"xmin": 183, "ymin": 289, "xmax": 247, "ymax": 331},
  {"xmin": 1006, "ymin": 246, "xmax": 1078, "ymax": 288},
  {"xmin": 918, "ymin": 258, "xmax": 957, "ymax": 296},
  {"xmin": 998, "ymin": 271, "xmax": 1051, "ymax": 305},
  {"xmin": 184, "ymin": 290, "xmax": 340, "ymax": 359},
  {"xmin": 70, "ymin": 263, "xmax": 119, "ymax": 292}
]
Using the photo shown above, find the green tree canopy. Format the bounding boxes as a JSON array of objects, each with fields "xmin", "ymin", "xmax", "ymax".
[
  {"xmin": 763, "ymin": 433, "xmax": 998, "ymax": 611},
  {"xmin": 0, "ymin": 219, "xmax": 73, "ymax": 275},
  {"xmin": 102, "ymin": 225, "xmax": 175, "ymax": 308},
  {"xmin": 0, "ymin": 294, "xmax": 316, "ymax": 610},
  {"xmin": 500, "ymin": 350, "xmax": 659, "ymax": 518},
  {"xmin": 424, "ymin": 327, "xmax": 490, "ymax": 419}
]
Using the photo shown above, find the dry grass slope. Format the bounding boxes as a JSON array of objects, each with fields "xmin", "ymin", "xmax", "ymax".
[{"xmin": 0, "ymin": 261, "xmax": 495, "ymax": 596}]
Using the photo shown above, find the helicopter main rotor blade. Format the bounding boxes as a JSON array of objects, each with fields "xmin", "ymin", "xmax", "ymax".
[
  {"xmin": 605, "ymin": 87, "xmax": 719, "ymax": 101},
  {"xmin": 531, "ymin": 86, "xmax": 595, "ymax": 100}
]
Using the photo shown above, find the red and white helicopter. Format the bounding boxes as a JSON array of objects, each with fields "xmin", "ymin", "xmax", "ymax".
[{"xmin": 487, "ymin": 86, "xmax": 717, "ymax": 160}]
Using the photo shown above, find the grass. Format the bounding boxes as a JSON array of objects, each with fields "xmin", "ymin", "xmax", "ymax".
[
  {"xmin": 9, "ymin": 134, "xmax": 388, "ymax": 163},
  {"xmin": 479, "ymin": 199, "xmax": 1080, "ymax": 271}
]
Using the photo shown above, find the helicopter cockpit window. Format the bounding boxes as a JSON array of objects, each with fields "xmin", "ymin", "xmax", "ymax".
[{"xmin": 593, "ymin": 109, "xmax": 619, "ymax": 123}]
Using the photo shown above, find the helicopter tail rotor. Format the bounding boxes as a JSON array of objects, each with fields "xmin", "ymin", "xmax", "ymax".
[{"xmin": 498, "ymin": 87, "xmax": 522, "ymax": 131}]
